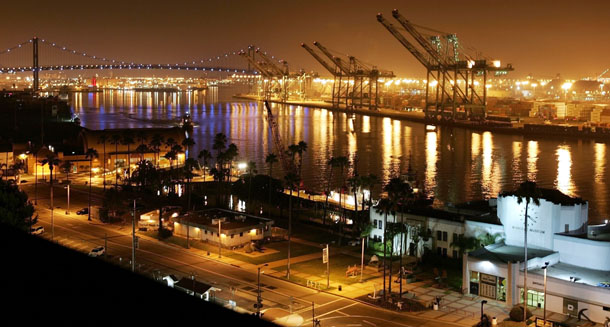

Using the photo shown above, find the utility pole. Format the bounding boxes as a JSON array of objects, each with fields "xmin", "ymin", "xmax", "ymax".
[{"xmin": 104, "ymin": 233, "xmax": 108, "ymax": 258}]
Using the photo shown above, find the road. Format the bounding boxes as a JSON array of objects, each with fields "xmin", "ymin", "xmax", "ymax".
[{"xmin": 24, "ymin": 180, "xmax": 466, "ymax": 327}]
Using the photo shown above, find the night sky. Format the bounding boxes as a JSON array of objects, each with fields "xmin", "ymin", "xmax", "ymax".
[{"xmin": 1, "ymin": 0, "xmax": 609, "ymax": 78}]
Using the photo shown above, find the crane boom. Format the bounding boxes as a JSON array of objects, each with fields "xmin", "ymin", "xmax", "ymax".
[
  {"xmin": 239, "ymin": 50, "xmax": 274, "ymax": 77},
  {"xmin": 313, "ymin": 42, "xmax": 351, "ymax": 74},
  {"xmin": 256, "ymin": 49, "xmax": 287, "ymax": 76},
  {"xmin": 376, "ymin": 14, "xmax": 432, "ymax": 69},
  {"xmin": 301, "ymin": 43, "xmax": 337, "ymax": 75},
  {"xmin": 264, "ymin": 100, "xmax": 293, "ymax": 174},
  {"xmin": 391, "ymin": 9, "xmax": 446, "ymax": 66}
]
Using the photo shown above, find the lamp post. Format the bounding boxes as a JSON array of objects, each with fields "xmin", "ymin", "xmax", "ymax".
[
  {"xmin": 481, "ymin": 300, "xmax": 488, "ymax": 321},
  {"xmin": 542, "ymin": 261, "xmax": 549, "ymax": 326},
  {"xmin": 257, "ymin": 263, "xmax": 268, "ymax": 317},
  {"xmin": 64, "ymin": 182, "xmax": 70, "ymax": 215}
]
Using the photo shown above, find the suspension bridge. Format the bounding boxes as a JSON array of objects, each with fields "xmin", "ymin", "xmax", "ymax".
[{"xmin": 0, "ymin": 37, "xmax": 266, "ymax": 91}]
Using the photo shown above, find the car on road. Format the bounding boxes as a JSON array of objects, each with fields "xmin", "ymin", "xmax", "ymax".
[
  {"xmin": 88, "ymin": 246, "xmax": 105, "ymax": 257},
  {"xmin": 30, "ymin": 226, "xmax": 44, "ymax": 235},
  {"xmin": 76, "ymin": 208, "xmax": 89, "ymax": 215},
  {"xmin": 347, "ymin": 239, "xmax": 361, "ymax": 246}
]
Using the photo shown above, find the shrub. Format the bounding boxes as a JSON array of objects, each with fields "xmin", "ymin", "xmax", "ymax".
[{"xmin": 509, "ymin": 305, "xmax": 532, "ymax": 322}]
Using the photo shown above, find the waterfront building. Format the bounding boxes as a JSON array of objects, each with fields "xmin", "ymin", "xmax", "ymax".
[
  {"xmin": 370, "ymin": 184, "xmax": 610, "ymax": 323},
  {"xmin": 463, "ymin": 186, "xmax": 610, "ymax": 323}
]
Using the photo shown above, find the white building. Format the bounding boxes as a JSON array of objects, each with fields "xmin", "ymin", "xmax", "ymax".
[
  {"xmin": 173, "ymin": 209, "xmax": 273, "ymax": 248},
  {"xmin": 464, "ymin": 185, "xmax": 610, "ymax": 323}
]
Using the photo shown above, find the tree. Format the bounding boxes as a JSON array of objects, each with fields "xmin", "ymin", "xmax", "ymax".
[
  {"xmin": 295, "ymin": 141, "xmax": 308, "ymax": 207},
  {"xmin": 334, "ymin": 156, "xmax": 349, "ymax": 245},
  {"xmin": 246, "ymin": 161, "xmax": 257, "ymax": 213},
  {"xmin": 510, "ymin": 180, "xmax": 542, "ymax": 324},
  {"xmin": 131, "ymin": 160, "xmax": 158, "ymax": 191},
  {"xmin": 359, "ymin": 222, "xmax": 374, "ymax": 282},
  {"xmin": 184, "ymin": 158, "xmax": 198, "ymax": 212},
  {"xmin": 375, "ymin": 197, "xmax": 395, "ymax": 301},
  {"xmin": 149, "ymin": 134, "xmax": 164, "ymax": 168},
  {"xmin": 0, "ymin": 179, "xmax": 35, "ymax": 231},
  {"xmin": 284, "ymin": 172, "xmax": 300, "ymax": 280},
  {"xmin": 265, "ymin": 153, "xmax": 278, "ymax": 213},
  {"xmin": 135, "ymin": 144, "xmax": 149, "ymax": 163},
  {"xmin": 97, "ymin": 135, "xmax": 108, "ymax": 190},
  {"xmin": 182, "ymin": 137, "xmax": 195, "ymax": 159},
  {"xmin": 450, "ymin": 234, "xmax": 479, "ymax": 258},
  {"xmin": 85, "ymin": 148, "xmax": 99, "ymax": 221},
  {"xmin": 322, "ymin": 157, "xmax": 337, "ymax": 226},
  {"xmin": 122, "ymin": 131, "xmax": 135, "ymax": 180},
  {"xmin": 198, "ymin": 149, "xmax": 212, "ymax": 182},
  {"xmin": 478, "ymin": 232, "xmax": 503, "ymax": 247},
  {"xmin": 41, "ymin": 152, "xmax": 60, "ymax": 240},
  {"xmin": 110, "ymin": 133, "xmax": 122, "ymax": 188}
]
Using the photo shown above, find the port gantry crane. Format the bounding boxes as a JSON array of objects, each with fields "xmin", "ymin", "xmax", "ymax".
[
  {"xmin": 263, "ymin": 100, "xmax": 294, "ymax": 175},
  {"xmin": 301, "ymin": 41, "xmax": 394, "ymax": 111},
  {"xmin": 239, "ymin": 46, "xmax": 311, "ymax": 101},
  {"xmin": 377, "ymin": 9, "xmax": 513, "ymax": 121}
]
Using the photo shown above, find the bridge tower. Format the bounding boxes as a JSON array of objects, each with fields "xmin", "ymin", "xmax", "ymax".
[{"xmin": 32, "ymin": 37, "xmax": 39, "ymax": 93}]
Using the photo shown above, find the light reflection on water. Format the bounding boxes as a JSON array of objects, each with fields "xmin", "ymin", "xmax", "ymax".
[{"xmin": 72, "ymin": 87, "xmax": 610, "ymax": 222}]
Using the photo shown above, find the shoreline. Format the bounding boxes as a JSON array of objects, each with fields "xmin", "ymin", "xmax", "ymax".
[{"xmin": 233, "ymin": 94, "xmax": 610, "ymax": 142}]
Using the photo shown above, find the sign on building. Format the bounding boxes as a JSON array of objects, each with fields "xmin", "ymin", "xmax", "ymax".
[
  {"xmin": 322, "ymin": 247, "xmax": 328, "ymax": 264},
  {"xmin": 563, "ymin": 298, "xmax": 578, "ymax": 316}
]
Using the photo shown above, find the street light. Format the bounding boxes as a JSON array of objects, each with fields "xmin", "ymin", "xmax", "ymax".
[
  {"xmin": 542, "ymin": 261, "xmax": 549, "ymax": 326},
  {"xmin": 481, "ymin": 300, "xmax": 488, "ymax": 321},
  {"xmin": 256, "ymin": 263, "xmax": 268, "ymax": 317},
  {"xmin": 562, "ymin": 82, "xmax": 572, "ymax": 102}
]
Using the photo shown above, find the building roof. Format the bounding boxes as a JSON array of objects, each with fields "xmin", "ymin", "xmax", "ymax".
[
  {"xmin": 469, "ymin": 243, "xmax": 556, "ymax": 263},
  {"xmin": 500, "ymin": 186, "xmax": 586, "ymax": 206},
  {"xmin": 175, "ymin": 278, "xmax": 213, "ymax": 294},
  {"xmin": 402, "ymin": 206, "xmax": 502, "ymax": 226},
  {"xmin": 177, "ymin": 209, "xmax": 273, "ymax": 232},
  {"xmin": 529, "ymin": 262, "xmax": 610, "ymax": 289}
]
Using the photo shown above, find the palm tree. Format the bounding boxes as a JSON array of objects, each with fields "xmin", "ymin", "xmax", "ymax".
[
  {"xmin": 135, "ymin": 144, "xmax": 149, "ymax": 163},
  {"xmin": 348, "ymin": 174, "xmax": 362, "ymax": 219},
  {"xmin": 361, "ymin": 174, "xmax": 378, "ymax": 212},
  {"xmin": 97, "ymin": 134, "xmax": 109, "ymax": 191},
  {"xmin": 323, "ymin": 156, "xmax": 337, "ymax": 226},
  {"xmin": 41, "ymin": 152, "xmax": 60, "ymax": 241},
  {"xmin": 184, "ymin": 158, "xmax": 198, "ymax": 211},
  {"xmin": 375, "ymin": 197, "xmax": 395, "ymax": 301},
  {"xmin": 510, "ymin": 181, "xmax": 542, "ymax": 323},
  {"xmin": 122, "ymin": 131, "xmax": 135, "ymax": 180},
  {"xmin": 478, "ymin": 232, "xmax": 503, "ymax": 247},
  {"xmin": 284, "ymin": 172, "xmax": 299, "ymax": 280},
  {"xmin": 295, "ymin": 141, "xmax": 308, "ymax": 207},
  {"xmin": 265, "ymin": 153, "xmax": 278, "ymax": 212},
  {"xmin": 198, "ymin": 149, "xmax": 212, "ymax": 182},
  {"xmin": 246, "ymin": 161, "xmax": 257, "ymax": 213},
  {"xmin": 182, "ymin": 137, "xmax": 195, "ymax": 159},
  {"xmin": 383, "ymin": 177, "xmax": 403, "ymax": 297},
  {"xmin": 110, "ymin": 133, "xmax": 122, "ymax": 188},
  {"xmin": 334, "ymin": 156, "xmax": 349, "ymax": 245},
  {"xmin": 85, "ymin": 148, "xmax": 99, "ymax": 221},
  {"xmin": 149, "ymin": 134, "xmax": 164, "ymax": 168},
  {"xmin": 359, "ymin": 222, "xmax": 374, "ymax": 282}
]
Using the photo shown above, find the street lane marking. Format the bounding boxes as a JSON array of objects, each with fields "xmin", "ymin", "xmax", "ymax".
[
  {"xmin": 295, "ymin": 298, "xmax": 344, "ymax": 314},
  {"xmin": 363, "ymin": 320, "xmax": 377, "ymax": 327},
  {"xmin": 314, "ymin": 303, "xmax": 358, "ymax": 319}
]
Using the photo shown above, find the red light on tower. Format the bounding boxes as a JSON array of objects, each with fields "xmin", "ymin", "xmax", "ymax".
[{"xmin": 91, "ymin": 76, "xmax": 97, "ymax": 87}]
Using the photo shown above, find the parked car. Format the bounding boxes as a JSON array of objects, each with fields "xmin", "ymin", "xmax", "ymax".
[
  {"xmin": 76, "ymin": 208, "xmax": 89, "ymax": 215},
  {"xmin": 348, "ymin": 239, "xmax": 361, "ymax": 246},
  {"xmin": 30, "ymin": 226, "xmax": 44, "ymax": 235},
  {"xmin": 88, "ymin": 246, "xmax": 105, "ymax": 257}
]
